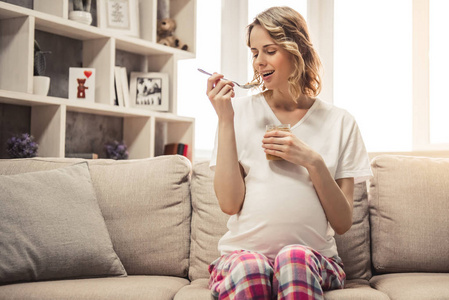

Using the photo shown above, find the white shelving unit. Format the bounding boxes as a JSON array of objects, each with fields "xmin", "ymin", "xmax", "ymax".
[{"xmin": 0, "ymin": 0, "xmax": 196, "ymax": 160}]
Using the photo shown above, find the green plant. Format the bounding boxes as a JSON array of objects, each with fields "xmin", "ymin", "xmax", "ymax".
[
  {"xmin": 73, "ymin": 0, "xmax": 92, "ymax": 12},
  {"xmin": 34, "ymin": 40, "xmax": 51, "ymax": 76}
]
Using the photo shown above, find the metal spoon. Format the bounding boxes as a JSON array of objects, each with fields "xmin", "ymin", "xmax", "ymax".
[{"xmin": 197, "ymin": 68, "xmax": 258, "ymax": 89}]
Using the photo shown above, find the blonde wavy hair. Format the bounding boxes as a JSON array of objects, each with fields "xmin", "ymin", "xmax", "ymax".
[{"xmin": 247, "ymin": 6, "xmax": 322, "ymax": 99}]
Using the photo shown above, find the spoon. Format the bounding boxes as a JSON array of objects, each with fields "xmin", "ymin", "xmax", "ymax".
[{"xmin": 197, "ymin": 68, "xmax": 258, "ymax": 89}]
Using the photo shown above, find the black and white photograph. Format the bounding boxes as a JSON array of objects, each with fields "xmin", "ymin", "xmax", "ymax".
[{"xmin": 129, "ymin": 72, "xmax": 169, "ymax": 111}]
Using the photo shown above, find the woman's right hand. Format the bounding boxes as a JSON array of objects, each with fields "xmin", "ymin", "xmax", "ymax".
[
  {"xmin": 206, "ymin": 73, "xmax": 235, "ymax": 121},
  {"xmin": 206, "ymin": 73, "xmax": 245, "ymax": 215}
]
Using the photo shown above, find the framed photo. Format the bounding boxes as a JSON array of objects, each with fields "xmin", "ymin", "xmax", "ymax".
[
  {"xmin": 68, "ymin": 67, "xmax": 96, "ymax": 102},
  {"xmin": 129, "ymin": 72, "xmax": 169, "ymax": 111},
  {"xmin": 97, "ymin": 0, "xmax": 140, "ymax": 37}
]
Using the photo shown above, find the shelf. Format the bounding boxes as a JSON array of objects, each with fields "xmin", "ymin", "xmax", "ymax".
[
  {"xmin": 0, "ymin": 1, "xmax": 30, "ymax": 19},
  {"xmin": 0, "ymin": 0, "xmax": 196, "ymax": 160},
  {"xmin": 0, "ymin": 89, "xmax": 62, "ymax": 107},
  {"xmin": 0, "ymin": 1, "xmax": 195, "ymax": 58},
  {"xmin": 0, "ymin": 89, "xmax": 194, "ymax": 122},
  {"xmin": 0, "ymin": 2, "xmax": 104, "ymax": 41},
  {"xmin": 115, "ymin": 35, "xmax": 195, "ymax": 59}
]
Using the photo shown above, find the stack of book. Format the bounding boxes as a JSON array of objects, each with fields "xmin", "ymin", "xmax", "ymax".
[
  {"xmin": 163, "ymin": 143, "xmax": 189, "ymax": 157},
  {"xmin": 113, "ymin": 66, "xmax": 130, "ymax": 107}
]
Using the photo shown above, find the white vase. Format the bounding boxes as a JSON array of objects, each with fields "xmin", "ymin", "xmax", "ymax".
[
  {"xmin": 69, "ymin": 11, "xmax": 92, "ymax": 25},
  {"xmin": 33, "ymin": 76, "xmax": 50, "ymax": 96}
]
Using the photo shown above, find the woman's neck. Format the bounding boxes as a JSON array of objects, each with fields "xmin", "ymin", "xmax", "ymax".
[{"xmin": 265, "ymin": 90, "xmax": 314, "ymax": 111}]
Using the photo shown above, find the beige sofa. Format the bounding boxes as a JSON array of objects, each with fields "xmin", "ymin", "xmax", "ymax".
[{"xmin": 0, "ymin": 154, "xmax": 448, "ymax": 300}]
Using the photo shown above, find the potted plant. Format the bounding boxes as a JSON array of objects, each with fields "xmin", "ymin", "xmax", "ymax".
[
  {"xmin": 6, "ymin": 133, "xmax": 39, "ymax": 158},
  {"xmin": 33, "ymin": 40, "xmax": 51, "ymax": 96},
  {"xmin": 69, "ymin": 0, "xmax": 92, "ymax": 25},
  {"xmin": 104, "ymin": 140, "xmax": 129, "ymax": 160}
]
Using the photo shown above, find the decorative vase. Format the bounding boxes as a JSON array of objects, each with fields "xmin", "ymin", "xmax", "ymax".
[
  {"xmin": 69, "ymin": 11, "xmax": 92, "ymax": 25},
  {"xmin": 33, "ymin": 76, "xmax": 50, "ymax": 96}
]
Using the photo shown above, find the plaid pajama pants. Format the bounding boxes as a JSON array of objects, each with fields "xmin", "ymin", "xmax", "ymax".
[{"xmin": 208, "ymin": 245, "xmax": 346, "ymax": 300}]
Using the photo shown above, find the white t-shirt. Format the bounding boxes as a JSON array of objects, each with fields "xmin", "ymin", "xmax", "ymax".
[{"xmin": 210, "ymin": 93, "xmax": 372, "ymax": 261}]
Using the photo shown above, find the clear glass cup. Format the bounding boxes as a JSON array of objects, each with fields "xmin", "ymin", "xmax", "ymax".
[{"xmin": 265, "ymin": 124, "xmax": 291, "ymax": 160}]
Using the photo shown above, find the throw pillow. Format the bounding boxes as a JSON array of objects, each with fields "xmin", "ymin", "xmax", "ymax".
[
  {"xmin": 334, "ymin": 181, "xmax": 372, "ymax": 280},
  {"xmin": 189, "ymin": 160, "xmax": 230, "ymax": 281},
  {"xmin": 0, "ymin": 162, "xmax": 127, "ymax": 284},
  {"xmin": 369, "ymin": 155, "xmax": 449, "ymax": 273},
  {"xmin": 86, "ymin": 155, "xmax": 192, "ymax": 277}
]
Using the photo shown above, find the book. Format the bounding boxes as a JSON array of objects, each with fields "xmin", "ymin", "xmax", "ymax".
[
  {"xmin": 177, "ymin": 143, "xmax": 185, "ymax": 155},
  {"xmin": 163, "ymin": 143, "xmax": 189, "ymax": 158},
  {"xmin": 120, "ymin": 67, "xmax": 130, "ymax": 107},
  {"xmin": 66, "ymin": 153, "xmax": 99, "ymax": 159},
  {"xmin": 113, "ymin": 75, "xmax": 118, "ymax": 106},
  {"xmin": 164, "ymin": 143, "xmax": 178, "ymax": 155},
  {"xmin": 114, "ymin": 66, "xmax": 124, "ymax": 107},
  {"xmin": 111, "ymin": 69, "xmax": 118, "ymax": 106}
]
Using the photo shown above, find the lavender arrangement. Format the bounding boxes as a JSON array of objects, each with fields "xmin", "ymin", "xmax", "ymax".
[
  {"xmin": 6, "ymin": 133, "xmax": 39, "ymax": 158},
  {"xmin": 104, "ymin": 140, "xmax": 129, "ymax": 160}
]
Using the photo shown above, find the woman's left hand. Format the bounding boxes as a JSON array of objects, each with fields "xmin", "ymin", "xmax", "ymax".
[{"xmin": 262, "ymin": 130, "xmax": 318, "ymax": 168}]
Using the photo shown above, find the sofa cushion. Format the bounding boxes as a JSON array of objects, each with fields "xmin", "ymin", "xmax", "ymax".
[
  {"xmin": 0, "ymin": 157, "xmax": 84, "ymax": 174},
  {"xmin": 370, "ymin": 273, "xmax": 449, "ymax": 300},
  {"xmin": 0, "ymin": 162, "xmax": 126, "ymax": 284},
  {"xmin": 0, "ymin": 155, "xmax": 192, "ymax": 278},
  {"xmin": 0, "ymin": 275, "xmax": 189, "ymax": 300},
  {"xmin": 175, "ymin": 278, "xmax": 390, "ymax": 300},
  {"xmin": 86, "ymin": 155, "xmax": 192, "ymax": 277},
  {"xmin": 324, "ymin": 279, "xmax": 390, "ymax": 300},
  {"xmin": 334, "ymin": 181, "xmax": 372, "ymax": 280},
  {"xmin": 369, "ymin": 155, "xmax": 449, "ymax": 273},
  {"xmin": 174, "ymin": 278, "xmax": 213, "ymax": 300},
  {"xmin": 189, "ymin": 160, "xmax": 230, "ymax": 281}
]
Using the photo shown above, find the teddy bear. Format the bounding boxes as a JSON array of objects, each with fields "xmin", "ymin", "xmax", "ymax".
[
  {"xmin": 157, "ymin": 18, "xmax": 188, "ymax": 51},
  {"xmin": 158, "ymin": 35, "xmax": 188, "ymax": 51},
  {"xmin": 76, "ymin": 78, "xmax": 88, "ymax": 98}
]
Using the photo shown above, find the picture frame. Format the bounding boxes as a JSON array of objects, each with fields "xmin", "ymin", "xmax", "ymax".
[
  {"xmin": 129, "ymin": 72, "xmax": 169, "ymax": 111},
  {"xmin": 68, "ymin": 67, "xmax": 96, "ymax": 102},
  {"xmin": 97, "ymin": 0, "xmax": 140, "ymax": 37}
]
